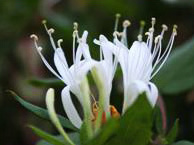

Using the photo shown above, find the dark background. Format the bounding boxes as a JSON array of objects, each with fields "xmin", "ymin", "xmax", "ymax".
[{"xmin": 0, "ymin": 0, "xmax": 194, "ymax": 144}]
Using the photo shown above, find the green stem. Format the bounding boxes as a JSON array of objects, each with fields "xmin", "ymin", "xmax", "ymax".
[
  {"xmin": 91, "ymin": 68, "xmax": 105, "ymax": 132},
  {"xmin": 80, "ymin": 77, "xmax": 93, "ymax": 138}
]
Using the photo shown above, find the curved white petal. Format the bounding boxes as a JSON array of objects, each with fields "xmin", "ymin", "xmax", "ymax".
[
  {"xmin": 75, "ymin": 31, "xmax": 91, "ymax": 63},
  {"xmin": 61, "ymin": 86, "xmax": 82, "ymax": 129},
  {"xmin": 123, "ymin": 80, "xmax": 158, "ymax": 113},
  {"xmin": 148, "ymin": 82, "xmax": 158, "ymax": 106},
  {"xmin": 69, "ymin": 60, "xmax": 96, "ymax": 83},
  {"xmin": 54, "ymin": 48, "xmax": 72, "ymax": 84},
  {"xmin": 99, "ymin": 35, "xmax": 113, "ymax": 64},
  {"xmin": 127, "ymin": 41, "xmax": 152, "ymax": 82},
  {"xmin": 114, "ymin": 37, "xmax": 128, "ymax": 50},
  {"xmin": 37, "ymin": 50, "xmax": 64, "ymax": 82},
  {"xmin": 98, "ymin": 36, "xmax": 129, "ymax": 85},
  {"xmin": 93, "ymin": 61, "xmax": 111, "ymax": 114}
]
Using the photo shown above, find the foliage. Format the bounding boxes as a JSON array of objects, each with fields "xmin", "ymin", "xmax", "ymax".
[{"xmin": 11, "ymin": 91, "xmax": 194, "ymax": 145}]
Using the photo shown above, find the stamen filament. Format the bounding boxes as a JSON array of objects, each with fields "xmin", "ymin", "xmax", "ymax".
[
  {"xmin": 150, "ymin": 25, "xmax": 177, "ymax": 79},
  {"xmin": 121, "ymin": 20, "xmax": 131, "ymax": 47},
  {"xmin": 114, "ymin": 13, "xmax": 121, "ymax": 32},
  {"xmin": 137, "ymin": 20, "xmax": 145, "ymax": 42}
]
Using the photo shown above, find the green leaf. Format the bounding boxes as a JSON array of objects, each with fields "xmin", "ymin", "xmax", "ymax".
[
  {"xmin": 153, "ymin": 37, "xmax": 194, "ymax": 94},
  {"xmin": 166, "ymin": 119, "xmax": 179, "ymax": 144},
  {"xmin": 29, "ymin": 125, "xmax": 65, "ymax": 145},
  {"xmin": 80, "ymin": 121, "xmax": 90, "ymax": 145},
  {"xmin": 171, "ymin": 141, "xmax": 194, "ymax": 145},
  {"xmin": 28, "ymin": 78, "xmax": 64, "ymax": 88},
  {"xmin": 37, "ymin": 133, "xmax": 80, "ymax": 145},
  {"xmin": 105, "ymin": 93, "xmax": 153, "ymax": 145},
  {"xmin": 8, "ymin": 90, "xmax": 78, "ymax": 131},
  {"xmin": 85, "ymin": 119, "xmax": 119, "ymax": 145}
]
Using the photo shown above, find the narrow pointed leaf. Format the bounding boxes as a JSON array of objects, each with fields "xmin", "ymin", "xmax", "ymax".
[
  {"xmin": 28, "ymin": 78, "xmax": 64, "ymax": 87},
  {"xmin": 8, "ymin": 90, "xmax": 78, "ymax": 131},
  {"xmin": 29, "ymin": 125, "xmax": 65, "ymax": 145}
]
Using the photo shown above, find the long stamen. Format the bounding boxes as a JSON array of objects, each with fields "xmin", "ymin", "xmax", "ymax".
[
  {"xmin": 30, "ymin": 34, "xmax": 64, "ymax": 81},
  {"xmin": 72, "ymin": 22, "xmax": 79, "ymax": 64},
  {"xmin": 42, "ymin": 20, "xmax": 57, "ymax": 50},
  {"xmin": 148, "ymin": 17, "xmax": 156, "ymax": 50},
  {"xmin": 141, "ymin": 24, "xmax": 168, "ymax": 81},
  {"xmin": 150, "ymin": 25, "xmax": 177, "ymax": 79},
  {"xmin": 137, "ymin": 20, "xmax": 145, "ymax": 42},
  {"xmin": 114, "ymin": 13, "xmax": 121, "ymax": 32},
  {"xmin": 121, "ymin": 20, "xmax": 131, "ymax": 47},
  {"xmin": 42, "ymin": 20, "xmax": 75, "ymax": 84},
  {"xmin": 30, "ymin": 34, "xmax": 42, "ymax": 51},
  {"xmin": 152, "ymin": 25, "xmax": 168, "ymax": 65},
  {"xmin": 57, "ymin": 39, "xmax": 63, "ymax": 48}
]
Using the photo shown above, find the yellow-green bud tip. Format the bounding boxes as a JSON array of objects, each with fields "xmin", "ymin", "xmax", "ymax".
[
  {"xmin": 42, "ymin": 20, "xmax": 47, "ymax": 24},
  {"xmin": 140, "ymin": 20, "xmax": 145, "ymax": 26},
  {"xmin": 116, "ymin": 13, "xmax": 121, "ymax": 18}
]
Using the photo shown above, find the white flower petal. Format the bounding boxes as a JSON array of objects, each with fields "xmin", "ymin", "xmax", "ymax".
[
  {"xmin": 99, "ymin": 35, "xmax": 113, "ymax": 66},
  {"xmin": 37, "ymin": 50, "xmax": 64, "ymax": 82},
  {"xmin": 61, "ymin": 86, "xmax": 82, "ymax": 129},
  {"xmin": 148, "ymin": 82, "xmax": 158, "ymax": 106},
  {"xmin": 123, "ymin": 80, "xmax": 151, "ymax": 113},
  {"xmin": 93, "ymin": 61, "xmax": 111, "ymax": 113},
  {"xmin": 54, "ymin": 48, "xmax": 72, "ymax": 84},
  {"xmin": 127, "ymin": 41, "xmax": 152, "ymax": 82},
  {"xmin": 75, "ymin": 31, "xmax": 91, "ymax": 63},
  {"xmin": 69, "ymin": 60, "xmax": 96, "ymax": 83},
  {"xmin": 114, "ymin": 37, "xmax": 128, "ymax": 50}
]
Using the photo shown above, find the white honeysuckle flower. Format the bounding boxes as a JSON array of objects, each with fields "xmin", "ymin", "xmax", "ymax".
[
  {"xmin": 30, "ymin": 16, "xmax": 177, "ymax": 132},
  {"xmin": 30, "ymin": 21, "xmax": 96, "ymax": 129},
  {"xmin": 91, "ymin": 35, "xmax": 117, "ymax": 117},
  {"xmin": 101, "ymin": 18, "xmax": 177, "ymax": 113}
]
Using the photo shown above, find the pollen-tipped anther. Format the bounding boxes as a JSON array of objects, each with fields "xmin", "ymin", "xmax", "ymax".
[
  {"xmin": 162, "ymin": 24, "xmax": 168, "ymax": 31},
  {"xmin": 123, "ymin": 20, "xmax": 131, "ymax": 28},
  {"xmin": 116, "ymin": 13, "xmax": 121, "ymax": 18},
  {"xmin": 42, "ymin": 20, "xmax": 47, "ymax": 25},
  {"xmin": 73, "ymin": 22, "xmax": 78, "ymax": 30},
  {"xmin": 114, "ymin": 13, "xmax": 121, "ymax": 32},
  {"xmin": 30, "ymin": 34, "xmax": 38, "ymax": 41},
  {"xmin": 48, "ymin": 28, "xmax": 55, "ymax": 34},
  {"xmin": 154, "ymin": 35, "xmax": 161, "ymax": 43},
  {"xmin": 173, "ymin": 25, "xmax": 178, "ymax": 36},
  {"xmin": 151, "ymin": 17, "xmax": 156, "ymax": 25},
  {"xmin": 138, "ymin": 20, "xmax": 146, "ymax": 41},
  {"xmin": 149, "ymin": 17, "xmax": 156, "ymax": 32},
  {"xmin": 57, "ymin": 39, "xmax": 63, "ymax": 48}
]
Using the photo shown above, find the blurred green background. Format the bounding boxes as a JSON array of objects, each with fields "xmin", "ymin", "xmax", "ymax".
[{"xmin": 0, "ymin": 0, "xmax": 194, "ymax": 144}]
